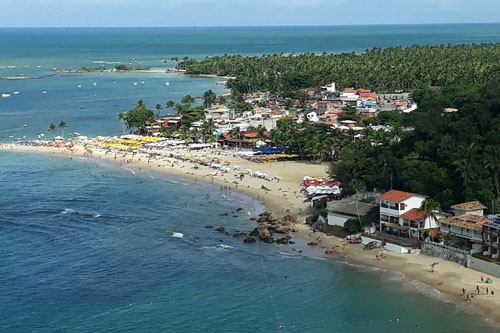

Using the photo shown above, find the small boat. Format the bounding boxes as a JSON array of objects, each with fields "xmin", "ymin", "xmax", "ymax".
[
  {"xmin": 92, "ymin": 82, "xmax": 97, "ymax": 87},
  {"xmin": 133, "ymin": 82, "xmax": 138, "ymax": 86},
  {"xmin": 1, "ymin": 93, "xmax": 10, "ymax": 98},
  {"xmin": 13, "ymin": 91, "xmax": 20, "ymax": 95},
  {"xmin": 41, "ymin": 90, "xmax": 47, "ymax": 94},
  {"xmin": 140, "ymin": 80, "xmax": 145, "ymax": 84},
  {"xmin": 164, "ymin": 81, "xmax": 170, "ymax": 86},
  {"xmin": 172, "ymin": 232, "xmax": 184, "ymax": 238},
  {"xmin": 77, "ymin": 84, "xmax": 82, "ymax": 88},
  {"xmin": 363, "ymin": 241, "xmax": 378, "ymax": 250},
  {"xmin": 23, "ymin": 124, "xmax": 28, "ymax": 127}
]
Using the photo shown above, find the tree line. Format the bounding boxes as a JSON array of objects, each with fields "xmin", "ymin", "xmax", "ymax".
[{"xmin": 181, "ymin": 44, "xmax": 500, "ymax": 97}]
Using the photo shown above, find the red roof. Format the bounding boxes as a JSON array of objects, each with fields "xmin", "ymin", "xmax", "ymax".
[
  {"xmin": 378, "ymin": 190, "xmax": 415, "ymax": 203},
  {"xmin": 400, "ymin": 208, "xmax": 425, "ymax": 221}
]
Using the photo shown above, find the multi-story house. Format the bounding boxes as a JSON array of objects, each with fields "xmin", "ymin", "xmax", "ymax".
[
  {"xmin": 440, "ymin": 201, "xmax": 491, "ymax": 253},
  {"xmin": 378, "ymin": 190, "xmax": 426, "ymax": 238},
  {"xmin": 483, "ymin": 217, "xmax": 500, "ymax": 260},
  {"xmin": 377, "ymin": 189, "xmax": 442, "ymax": 240}
]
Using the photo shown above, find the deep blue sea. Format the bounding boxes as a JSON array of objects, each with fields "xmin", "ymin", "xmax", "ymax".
[{"xmin": 1, "ymin": 25, "xmax": 500, "ymax": 332}]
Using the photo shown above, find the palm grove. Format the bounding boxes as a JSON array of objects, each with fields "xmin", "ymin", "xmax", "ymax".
[{"xmin": 120, "ymin": 43, "xmax": 500, "ymax": 212}]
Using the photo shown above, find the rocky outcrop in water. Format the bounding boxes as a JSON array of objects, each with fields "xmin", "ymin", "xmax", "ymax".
[{"xmin": 244, "ymin": 212, "xmax": 297, "ymax": 245}]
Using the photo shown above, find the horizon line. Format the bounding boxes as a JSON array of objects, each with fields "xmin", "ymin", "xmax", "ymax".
[{"xmin": 1, "ymin": 22, "xmax": 499, "ymax": 29}]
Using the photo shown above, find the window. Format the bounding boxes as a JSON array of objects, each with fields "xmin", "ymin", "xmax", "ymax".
[{"xmin": 400, "ymin": 203, "xmax": 405, "ymax": 210}]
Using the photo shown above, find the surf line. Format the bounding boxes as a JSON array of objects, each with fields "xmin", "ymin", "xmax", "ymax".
[{"xmin": 121, "ymin": 167, "xmax": 136, "ymax": 175}]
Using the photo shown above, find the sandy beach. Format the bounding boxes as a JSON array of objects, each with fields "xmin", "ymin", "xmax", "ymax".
[{"xmin": 2, "ymin": 143, "xmax": 500, "ymax": 327}]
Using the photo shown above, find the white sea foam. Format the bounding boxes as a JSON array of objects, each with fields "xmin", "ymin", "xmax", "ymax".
[
  {"xmin": 121, "ymin": 167, "xmax": 135, "ymax": 175},
  {"xmin": 61, "ymin": 208, "xmax": 75, "ymax": 215},
  {"xmin": 92, "ymin": 60, "xmax": 122, "ymax": 64},
  {"xmin": 277, "ymin": 251, "xmax": 302, "ymax": 258}
]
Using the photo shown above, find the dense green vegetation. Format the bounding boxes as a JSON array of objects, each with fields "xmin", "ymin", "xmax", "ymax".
[
  {"xmin": 118, "ymin": 100, "xmax": 155, "ymax": 131},
  {"xmin": 182, "ymin": 44, "xmax": 500, "ymax": 97},
  {"xmin": 330, "ymin": 79, "xmax": 500, "ymax": 211}
]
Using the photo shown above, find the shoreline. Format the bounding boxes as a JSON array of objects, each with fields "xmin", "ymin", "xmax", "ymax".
[{"xmin": 2, "ymin": 143, "xmax": 500, "ymax": 327}]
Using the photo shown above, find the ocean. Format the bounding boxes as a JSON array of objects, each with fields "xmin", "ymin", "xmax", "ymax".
[{"xmin": 1, "ymin": 25, "xmax": 500, "ymax": 332}]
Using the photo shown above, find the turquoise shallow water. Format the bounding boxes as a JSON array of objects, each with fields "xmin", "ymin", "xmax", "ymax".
[{"xmin": 1, "ymin": 25, "xmax": 500, "ymax": 332}]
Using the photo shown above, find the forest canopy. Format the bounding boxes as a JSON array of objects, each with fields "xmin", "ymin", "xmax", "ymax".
[{"xmin": 182, "ymin": 44, "xmax": 500, "ymax": 97}]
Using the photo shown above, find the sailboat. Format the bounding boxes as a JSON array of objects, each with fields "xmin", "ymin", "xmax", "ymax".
[
  {"xmin": 92, "ymin": 82, "xmax": 97, "ymax": 87},
  {"xmin": 133, "ymin": 82, "xmax": 138, "ymax": 86},
  {"xmin": 164, "ymin": 81, "xmax": 170, "ymax": 87}
]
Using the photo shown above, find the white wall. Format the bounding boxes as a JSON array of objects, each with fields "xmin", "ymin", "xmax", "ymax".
[
  {"xmin": 401, "ymin": 196, "xmax": 425, "ymax": 215},
  {"xmin": 385, "ymin": 242, "xmax": 411, "ymax": 254}
]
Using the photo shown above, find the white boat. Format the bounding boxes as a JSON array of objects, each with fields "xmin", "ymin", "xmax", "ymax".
[
  {"xmin": 92, "ymin": 82, "xmax": 97, "ymax": 87},
  {"xmin": 77, "ymin": 84, "xmax": 82, "ymax": 88},
  {"xmin": 41, "ymin": 90, "xmax": 47, "ymax": 94},
  {"xmin": 1, "ymin": 93, "xmax": 10, "ymax": 98},
  {"xmin": 172, "ymin": 232, "xmax": 184, "ymax": 238},
  {"xmin": 112, "ymin": 81, "xmax": 117, "ymax": 84},
  {"xmin": 13, "ymin": 91, "xmax": 20, "ymax": 95},
  {"xmin": 164, "ymin": 81, "xmax": 170, "ymax": 86},
  {"xmin": 133, "ymin": 82, "xmax": 138, "ymax": 86},
  {"xmin": 23, "ymin": 124, "xmax": 28, "ymax": 127},
  {"xmin": 140, "ymin": 80, "xmax": 145, "ymax": 84}
]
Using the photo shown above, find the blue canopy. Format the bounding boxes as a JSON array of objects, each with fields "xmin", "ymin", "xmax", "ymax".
[{"xmin": 253, "ymin": 148, "xmax": 285, "ymax": 155}]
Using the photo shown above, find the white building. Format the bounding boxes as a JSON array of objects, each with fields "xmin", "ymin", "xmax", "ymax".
[{"xmin": 378, "ymin": 190, "xmax": 426, "ymax": 238}]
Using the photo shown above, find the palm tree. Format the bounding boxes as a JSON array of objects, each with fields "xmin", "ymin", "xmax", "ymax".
[
  {"xmin": 257, "ymin": 125, "xmax": 267, "ymax": 144},
  {"xmin": 179, "ymin": 125, "xmax": 191, "ymax": 142},
  {"xmin": 181, "ymin": 95, "xmax": 195, "ymax": 106},
  {"xmin": 191, "ymin": 128, "xmax": 201, "ymax": 143},
  {"xmin": 202, "ymin": 119, "xmax": 216, "ymax": 143},
  {"xmin": 58, "ymin": 121, "xmax": 67, "ymax": 139},
  {"xmin": 453, "ymin": 143, "xmax": 480, "ymax": 187},
  {"xmin": 117, "ymin": 112, "xmax": 128, "ymax": 134},
  {"xmin": 202, "ymin": 90, "xmax": 217, "ymax": 108},
  {"xmin": 419, "ymin": 198, "xmax": 442, "ymax": 239},
  {"xmin": 484, "ymin": 145, "xmax": 500, "ymax": 199},
  {"xmin": 155, "ymin": 104, "xmax": 163, "ymax": 119},
  {"xmin": 166, "ymin": 100, "xmax": 175, "ymax": 112},
  {"xmin": 48, "ymin": 123, "xmax": 56, "ymax": 140}
]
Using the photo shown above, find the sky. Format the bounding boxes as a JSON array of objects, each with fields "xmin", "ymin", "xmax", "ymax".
[{"xmin": 0, "ymin": 0, "xmax": 499, "ymax": 27}]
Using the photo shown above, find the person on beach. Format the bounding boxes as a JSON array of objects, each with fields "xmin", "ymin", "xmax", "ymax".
[
  {"xmin": 462, "ymin": 288, "xmax": 465, "ymax": 296},
  {"xmin": 481, "ymin": 276, "xmax": 484, "ymax": 283},
  {"xmin": 492, "ymin": 290, "xmax": 495, "ymax": 297},
  {"xmin": 476, "ymin": 285, "xmax": 480, "ymax": 294}
]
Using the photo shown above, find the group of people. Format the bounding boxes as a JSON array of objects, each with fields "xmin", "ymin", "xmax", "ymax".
[{"xmin": 461, "ymin": 276, "xmax": 495, "ymax": 302}]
